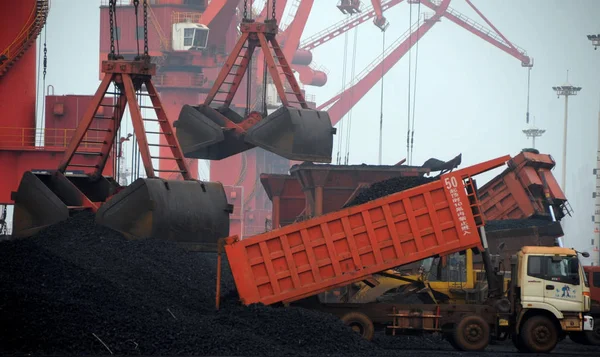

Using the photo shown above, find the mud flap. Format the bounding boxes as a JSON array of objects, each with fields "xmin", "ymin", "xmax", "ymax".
[
  {"xmin": 244, "ymin": 106, "xmax": 335, "ymax": 163},
  {"xmin": 174, "ymin": 104, "xmax": 254, "ymax": 160},
  {"xmin": 95, "ymin": 178, "xmax": 232, "ymax": 252}
]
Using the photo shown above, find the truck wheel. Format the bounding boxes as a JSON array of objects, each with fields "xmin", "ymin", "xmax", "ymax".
[
  {"xmin": 340, "ymin": 312, "xmax": 375, "ymax": 341},
  {"xmin": 521, "ymin": 316, "xmax": 558, "ymax": 353},
  {"xmin": 453, "ymin": 315, "xmax": 490, "ymax": 351}
]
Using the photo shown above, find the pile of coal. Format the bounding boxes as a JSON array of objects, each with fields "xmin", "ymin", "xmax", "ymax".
[
  {"xmin": 485, "ymin": 218, "xmax": 555, "ymax": 232},
  {"xmin": 344, "ymin": 176, "xmax": 438, "ymax": 208},
  {"xmin": 0, "ymin": 212, "xmax": 375, "ymax": 356}
]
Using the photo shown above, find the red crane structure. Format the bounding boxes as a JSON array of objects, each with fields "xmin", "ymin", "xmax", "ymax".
[{"xmin": 0, "ymin": 0, "xmax": 533, "ymax": 238}]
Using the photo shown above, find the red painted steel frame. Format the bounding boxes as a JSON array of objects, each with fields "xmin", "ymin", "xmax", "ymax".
[
  {"xmin": 61, "ymin": 58, "xmax": 191, "ymax": 181},
  {"xmin": 320, "ymin": 0, "xmax": 451, "ymax": 125},
  {"xmin": 204, "ymin": 19, "xmax": 308, "ymax": 132}
]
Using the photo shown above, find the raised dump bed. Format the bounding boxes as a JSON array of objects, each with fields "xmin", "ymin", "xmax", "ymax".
[
  {"xmin": 222, "ymin": 155, "xmax": 510, "ymax": 306},
  {"xmin": 478, "ymin": 150, "xmax": 568, "ymax": 221}
]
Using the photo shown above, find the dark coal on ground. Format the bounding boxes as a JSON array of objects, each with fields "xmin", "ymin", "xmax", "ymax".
[
  {"xmin": 0, "ymin": 212, "xmax": 387, "ymax": 356},
  {"xmin": 344, "ymin": 176, "xmax": 438, "ymax": 208},
  {"xmin": 0, "ymin": 214, "xmax": 593, "ymax": 356}
]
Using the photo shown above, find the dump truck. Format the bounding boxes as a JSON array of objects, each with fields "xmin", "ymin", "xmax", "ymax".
[
  {"xmin": 217, "ymin": 155, "xmax": 593, "ymax": 353},
  {"xmin": 478, "ymin": 149, "xmax": 569, "ymax": 221}
]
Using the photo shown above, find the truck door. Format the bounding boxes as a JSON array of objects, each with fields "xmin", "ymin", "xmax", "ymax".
[
  {"xmin": 529, "ymin": 255, "xmax": 583, "ymax": 311},
  {"xmin": 523, "ymin": 255, "xmax": 545, "ymax": 303}
]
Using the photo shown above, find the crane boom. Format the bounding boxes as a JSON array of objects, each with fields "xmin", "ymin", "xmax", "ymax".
[
  {"xmin": 420, "ymin": 0, "xmax": 532, "ymax": 66},
  {"xmin": 319, "ymin": 0, "xmax": 533, "ymax": 125},
  {"xmin": 317, "ymin": 5, "xmax": 447, "ymax": 123},
  {"xmin": 300, "ymin": 0, "xmax": 405, "ymax": 52}
]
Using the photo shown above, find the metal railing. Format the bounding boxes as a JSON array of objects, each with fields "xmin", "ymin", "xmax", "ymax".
[
  {"xmin": 428, "ymin": 0, "xmax": 528, "ymax": 56},
  {"xmin": 172, "ymin": 11, "xmax": 201, "ymax": 24},
  {"xmin": 0, "ymin": 127, "xmax": 105, "ymax": 149}
]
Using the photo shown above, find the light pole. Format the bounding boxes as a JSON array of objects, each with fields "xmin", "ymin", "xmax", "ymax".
[
  {"xmin": 522, "ymin": 117, "xmax": 545, "ymax": 149},
  {"xmin": 588, "ymin": 33, "xmax": 600, "ymax": 266},
  {"xmin": 552, "ymin": 76, "xmax": 581, "ymax": 195}
]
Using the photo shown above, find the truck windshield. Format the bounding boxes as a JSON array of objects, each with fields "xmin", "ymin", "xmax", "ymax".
[{"xmin": 527, "ymin": 255, "xmax": 580, "ymax": 285}]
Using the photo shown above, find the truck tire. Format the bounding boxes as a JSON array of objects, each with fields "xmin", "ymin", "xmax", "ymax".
[
  {"xmin": 340, "ymin": 312, "xmax": 375, "ymax": 341},
  {"xmin": 452, "ymin": 315, "xmax": 490, "ymax": 351},
  {"xmin": 520, "ymin": 315, "xmax": 558, "ymax": 353}
]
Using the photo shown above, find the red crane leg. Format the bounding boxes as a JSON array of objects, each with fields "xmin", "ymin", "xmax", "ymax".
[{"xmin": 157, "ymin": 89, "xmax": 199, "ymax": 179}]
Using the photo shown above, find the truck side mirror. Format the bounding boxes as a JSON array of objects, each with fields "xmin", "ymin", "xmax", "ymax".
[{"xmin": 581, "ymin": 252, "xmax": 590, "ymax": 258}]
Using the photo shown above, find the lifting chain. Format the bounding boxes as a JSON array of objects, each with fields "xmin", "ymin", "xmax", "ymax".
[
  {"xmin": 143, "ymin": 0, "xmax": 149, "ymax": 56},
  {"xmin": 272, "ymin": 0, "xmax": 276, "ymax": 21},
  {"xmin": 133, "ymin": 0, "xmax": 140, "ymax": 55},
  {"xmin": 243, "ymin": 0, "xmax": 248, "ymax": 20},
  {"xmin": 109, "ymin": 0, "xmax": 115, "ymax": 58},
  {"xmin": 42, "ymin": 36, "xmax": 47, "ymax": 79}
]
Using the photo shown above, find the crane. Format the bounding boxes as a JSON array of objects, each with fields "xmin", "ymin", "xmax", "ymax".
[
  {"xmin": 316, "ymin": 0, "xmax": 533, "ymax": 125},
  {"xmin": 337, "ymin": 0, "xmax": 390, "ymax": 31}
]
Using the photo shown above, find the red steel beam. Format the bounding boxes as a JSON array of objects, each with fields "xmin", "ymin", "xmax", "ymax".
[
  {"xmin": 318, "ymin": 0, "xmax": 450, "ymax": 125},
  {"xmin": 371, "ymin": 0, "xmax": 389, "ymax": 30},
  {"xmin": 419, "ymin": 0, "xmax": 532, "ymax": 67},
  {"xmin": 299, "ymin": 0, "xmax": 404, "ymax": 52}
]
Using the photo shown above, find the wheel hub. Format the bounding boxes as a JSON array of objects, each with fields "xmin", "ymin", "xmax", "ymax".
[
  {"xmin": 533, "ymin": 325, "xmax": 550, "ymax": 343},
  {"xmin": 465, "ymin": 323, "xmax": 484, "ymax": 343},
  {"xmin": 350, "ymin": 323, "xmax": 363, "ymax": 335}
]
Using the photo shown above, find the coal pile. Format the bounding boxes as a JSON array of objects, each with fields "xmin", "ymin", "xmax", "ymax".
[
  {"xmin": 485, "ymin": 218, "xmax": 555, "ymax": 232},
  {"xmin": 0, "ymin": 212, "xmax": 377, "ymax": 356},
  {"xmin": 344, "ymin": 176, "xmax": 438, "ymax": 208}
]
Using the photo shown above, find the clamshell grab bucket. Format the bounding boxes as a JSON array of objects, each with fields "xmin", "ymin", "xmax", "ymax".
[
  {"xmin": 174, "ymin": 104, "xmax": 254, "ymax": 160},
  {"xmin": 244, "ymin": 106, "xmax": 335, "ymax": 163},
  {"xmin": 11, "ymin": 171, "xmax": 117, "ymax": 238},
  {"xmin": 95, "ymin": 178, "xmax": 232, "ymax": 252},
  {"xmin": 175, "ymin": 104, "xmax": 335, "ymax": 163}
]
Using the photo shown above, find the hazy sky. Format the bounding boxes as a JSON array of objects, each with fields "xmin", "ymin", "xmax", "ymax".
[{"xmin": 35, "ymin": 0, "xmax": 599, "ymax": 260}]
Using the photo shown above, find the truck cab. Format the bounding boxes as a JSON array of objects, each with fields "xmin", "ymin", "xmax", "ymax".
[{"xmin": 511, "ymin": 246, "xmax": 592, "ymax": 352}]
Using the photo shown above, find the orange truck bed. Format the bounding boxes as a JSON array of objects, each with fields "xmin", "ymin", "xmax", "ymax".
[
  {"xmin": 478, "ymin": 151, "xmax": 568, "ymax": 221},
  {"xmin": 223, "ymin": 156, "xmax": 510, "ymax": 306}
]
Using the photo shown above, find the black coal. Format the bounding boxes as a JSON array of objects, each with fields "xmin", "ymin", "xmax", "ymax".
[
  {"xmin": 0, "ymin": 212, "xmax": 378, "ymax": 356},
  {"xmin": 485, "ymin": 218, "xmax": 555, "ymax": 232},
  {"xmin": 344, "ymin": 176, "xmax": 438, "ymax": 208}
]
